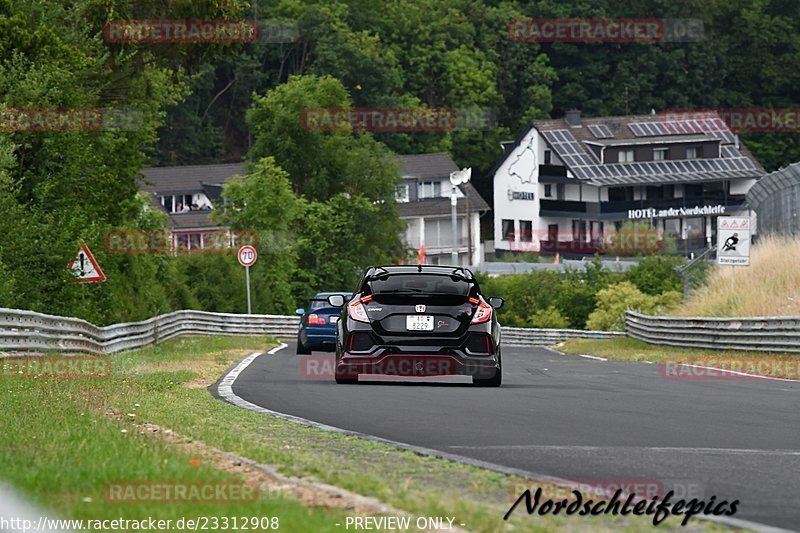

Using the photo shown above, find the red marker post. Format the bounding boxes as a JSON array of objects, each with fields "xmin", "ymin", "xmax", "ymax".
[{"xmin": 237, "ymin": 245, "xmax": 257, "ymax": 314}]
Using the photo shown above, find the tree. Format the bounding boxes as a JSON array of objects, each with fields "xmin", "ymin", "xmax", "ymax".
[
  {"xmin": 247, "ymin": 74, "xmax": 401, "ymax": 202},
  {"xmin": 217, "ymin": 157, "xmax": 300, "ymax": 313}
]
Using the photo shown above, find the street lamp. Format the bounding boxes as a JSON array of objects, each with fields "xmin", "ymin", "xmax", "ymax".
[{"xmin": 449, "ymin": 167, "xmax": 471, "ymax": 265}]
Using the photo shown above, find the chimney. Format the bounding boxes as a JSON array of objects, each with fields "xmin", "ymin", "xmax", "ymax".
[{"xmin": 565, "ymin": 109, "xmax": 581, "ymax": 127}]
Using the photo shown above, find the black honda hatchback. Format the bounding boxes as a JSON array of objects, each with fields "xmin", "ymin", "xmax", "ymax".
[{"xmin": 328, "ymin": 265, "xmax": 504, "ymax": 386}]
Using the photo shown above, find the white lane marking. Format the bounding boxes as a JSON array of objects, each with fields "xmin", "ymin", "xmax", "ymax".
[
  {"xmin": 218, "ymin": 344, "xmax": 287, "ymax": 401},
  {"xmin": 539, "ymin": 346, "xmax": 799, "ymax": 385},
  {"xmin": 447, "ymin": 445, "xmax": 800, "ymax": 455},
  {"xmin": 545, "ymin": 346, "xmax": 607, "ymax": 362},
  {"xmin": 542, "ymin": 346, "xmax": 565, "ymax": 355},
  {"xmin": 267, "ymin": 343, "xmax": 287, "ymax": 355},
  {"xmin": 672, "ymin": 363, "xmax": 800, "ymax": 383},
  {"xmin": 578, "ymin": 354, "xmax": 607, "ymax": 361},
  {"xmin": 216, "ymin": 344, "xmax": 792, "ymax": 533}
]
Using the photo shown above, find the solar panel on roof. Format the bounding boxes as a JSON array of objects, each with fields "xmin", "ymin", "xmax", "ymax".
[
  {"xmin": 588, "ymin": 124, "xmax": 614, "ymax": 138},
  {"xmin": 540, "ymin": 121, "xmax": 758, "ymax": 184},
  {"xmin": 628, "ymin": 123, "xmax": 644, "ymax": 136}
]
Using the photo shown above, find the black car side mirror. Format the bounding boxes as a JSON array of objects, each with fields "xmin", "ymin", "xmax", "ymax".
[
  {"xmin": 327, "ymin": 294, "xmax": 345, "ymax": 307},
  {"xmin": 488, "ymin": 297, "xmax": 504, "ymax": 309}
]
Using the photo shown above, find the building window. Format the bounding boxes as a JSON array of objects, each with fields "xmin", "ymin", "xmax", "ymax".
[
  {"xmin": 653, "ymin": 148, "xmax": 668, "ymax": 161},
  {"xmin": 424, "ymin": 217, "xmax": 466, "ymax": 248},
  {"xmin": 556, "ymin": 183, "xmax": 566, "ymax": 200},
  {"xmin": 686, "ymin": 147, "xmax": 698, "ymax": 159},
  {"xmin": 618, "ymin": 149, "xmax": 634, "ymax": 163},
  {"xmin": 684, "ymin": 217, "xmax": 704, "ymax": 239},
  {"xmin": 664, "ymin": 218, "xmax": 681, "ymax": 239},
  {"xmin": 608, "ymin": 186, "xmax": 634, "ymax": 201},
  {"xmin": 572, "ymin": 220, "xmax": 587, "ymax": 242},
  {"xmin": 646, "ymin": 186, "xmax": 662, "ymax": 200},
  {"xmin": 684, "ymin": 183, "xmax": 703, "ymax": 198},
  {"xmin": 501, "ymin": 219, "xmax": 515, "ymax": 241},
  {"xmin": 547, "ymin": 224, "xmax": 559, "ymax": 241},
  {"xmin": 544, "ymin": 184, "xmax": 553, "ymax": 198},
  {"xmin": 702, "ymin": 181, "xmax": 725, "ymax": 197},
  {"xmin": 520, "ymin": 220, "xmax": 533, "ymax": 242},
  {"xmin": 544, "ymin": 149, "xmax": 552, "ymax": 165},
  {"xmin": 418, "ymin": 181, "xmax": 441, "ymax": 199},
  {"xmin": 395, "ymin": 184, "xmax": 409, "ymax": 203}
]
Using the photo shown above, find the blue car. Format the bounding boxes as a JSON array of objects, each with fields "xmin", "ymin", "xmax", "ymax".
[{"xmin": 296, "ymin": 292, "xmax": 353, "ymax": 354}]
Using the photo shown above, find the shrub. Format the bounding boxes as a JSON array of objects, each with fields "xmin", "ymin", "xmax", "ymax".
[
  {"xmin": 480, "ymin": 269, "xmax": 563, "ymax": 326},
  {"xmin": 587, "ymin": 281, "xmax": 681, "ymax": 331},
  {"xmin": 626, "ymin": 255, "xmax": 684, "ymax": 296},
  {"xmin": 529, "ymin": 306, "xmax": 570, "ymax": 328}
]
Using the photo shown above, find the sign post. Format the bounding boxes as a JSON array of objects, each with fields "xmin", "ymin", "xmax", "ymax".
[
  {"xmin": 237, "ymin": 245, "xmax": 258, "ymax": 314},
  {"xmin": 716, "ymin": 216, "xmax": 751, "ymax": 295},
  {"xmin": 448, "ymin": 168, "xmax": 471, "ymax": 265}
]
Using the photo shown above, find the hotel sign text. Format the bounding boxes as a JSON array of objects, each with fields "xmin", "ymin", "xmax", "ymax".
[
  {"xmin": 508, "ymin": 189, "xmax": 535, "ymax": 201},
  {"xmin": 627, "ymin": 204, "xmax": 726, "ymax": 220}
]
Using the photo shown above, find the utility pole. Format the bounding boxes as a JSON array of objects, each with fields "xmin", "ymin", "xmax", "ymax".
[
  {"xmin": 449, "ymin": 168, "xmax": 471, "ymax": 265},
  {"xmin": 466, "ymin": 183, "xmax": 473, "ymax": 265},
  {"xmin": 450, "ymin": 184, "xmax": 458, "ymax": 265}
]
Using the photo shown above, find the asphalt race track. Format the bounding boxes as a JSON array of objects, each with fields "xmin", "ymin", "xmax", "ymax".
[{"xmin": 226, "ymin": 343, "xmax": 800, "ymax": 530}]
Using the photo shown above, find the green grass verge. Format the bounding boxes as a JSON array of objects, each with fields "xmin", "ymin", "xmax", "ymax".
[
  {"xmin": 558, "ymin": 337, "xmax": 800, "ymax": 379},
  {"xmin": 0, "ymin": 336, "xmax": 733, "ymax": 532},
  {"xmin": 0, "ymin": 336, "xmax": 344, "ymax": 531}
]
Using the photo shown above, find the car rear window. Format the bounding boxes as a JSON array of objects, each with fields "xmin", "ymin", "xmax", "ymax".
[
  {"xmin": 309, "ymin": 293, "xmax": 352, "ymax": 310},
  {"xmin": 369, "ymin": 274, "xmax": 470, "ymax": 295},
  {"xmin": 308, "ymin": 299, "xmax": 328, "ymax": 311}
]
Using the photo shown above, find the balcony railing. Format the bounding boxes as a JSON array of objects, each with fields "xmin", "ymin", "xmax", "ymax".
[{"xmin": 539, "ymin": 195, "xmax": 747, "ymax": 217}]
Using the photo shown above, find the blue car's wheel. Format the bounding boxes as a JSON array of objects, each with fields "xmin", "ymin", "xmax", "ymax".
[{"xmin": 296, "ymin": 334, "xmax": 311, "ymax": 354}]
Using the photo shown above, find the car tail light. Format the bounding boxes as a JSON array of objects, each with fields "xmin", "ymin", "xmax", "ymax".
[
  {"xmin": 471, "ymin": 300, "xmax": 492, "ymax": 324},
  {"xmin": 348, "ymin": 297, "xmax": 370, "ymax": 322},
  {"xmin": 307, "ymin": 314, "xmax": 327, "ymax": 325}
]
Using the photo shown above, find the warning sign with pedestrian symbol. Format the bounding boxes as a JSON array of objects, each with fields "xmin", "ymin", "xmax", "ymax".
[
  {"xmin": 67, "ymin": 240, "xmax": 106, "ymax": 283},
  {"xmin": 717, "ymin": 217, "xmax": 751, "ymax": 266}
]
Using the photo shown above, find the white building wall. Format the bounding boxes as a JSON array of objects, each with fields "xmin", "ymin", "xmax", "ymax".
[
  {"xmin": 564, "ymin": 184, "xmax": 581, "ymax": 201},
  {"xmin": 493, "ymin": 129, "xmax": 545, "ymax": 252}
]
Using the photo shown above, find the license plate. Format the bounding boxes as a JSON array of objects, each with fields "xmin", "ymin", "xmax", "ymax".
[
  {"xmin": 329, "ymin": 316, "xmax": 338, "ymax": 324},
  {"xmin": 406, "ymin": 315, "xmax": 434, "ymax": 331}
]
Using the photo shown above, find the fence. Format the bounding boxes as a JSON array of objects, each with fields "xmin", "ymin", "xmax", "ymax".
[
  {"xmin": 0, "ymin": 308, "xmax": 299, "ymax": 355},
  {"xmin": 625, "ymin": 310, "xmax": 800, "ymax": 353},
  {"xmin": 0, "ymin": 307, "xmax": 622, "ymax": 355},
  {"xmin": 502, "ymin": 327, "xmax": 623, "ymax": 346}
]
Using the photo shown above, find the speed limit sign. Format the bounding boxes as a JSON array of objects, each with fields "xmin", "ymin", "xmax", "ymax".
[
  {"xmin": 237, "ymin": 245, "xmax": 257, "ymax": 267},
  {"xmin": 238, "ymin": 245, "xmax": 257, "ymax": 314}
]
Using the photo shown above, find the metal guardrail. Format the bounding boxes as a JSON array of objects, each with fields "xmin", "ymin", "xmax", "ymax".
[
  {"xmin": 502, "ymin": 327, "xmax": 624, "ymax": 346},
  {"xmin": 0, "ymin": 308, "xmax": 300, "ymax": 355},
  {"xmin": 0, "ymin": 307, "xmax": 621, "ymax": 355},
  {"xmin": 625, "ymin": 310, "xmax": 800, "ymax": 353}
]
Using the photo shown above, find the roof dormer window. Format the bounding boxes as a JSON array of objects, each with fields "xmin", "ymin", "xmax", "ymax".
[{"xmin": 618, "ymin": 149, "xmax": 634, "ymax": 163}]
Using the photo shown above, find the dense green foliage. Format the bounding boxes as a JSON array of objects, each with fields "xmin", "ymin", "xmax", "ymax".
[
  {"xmin": 479, "ymin": 256, "xmax": 685, "ymax": 329},
  {"xmin": 156, "ymin": 0, "xmax": 800, "ymax": 190},
  {"xmin": 1, "ymin": 0, "xmax": 797, "ymax": 324},
  {"xmin": 587, "ymin": 282, "xmax": 682, "ymax": 331}
]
